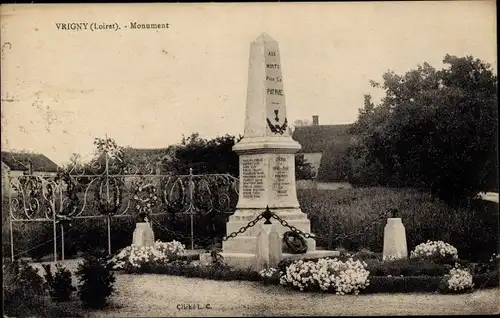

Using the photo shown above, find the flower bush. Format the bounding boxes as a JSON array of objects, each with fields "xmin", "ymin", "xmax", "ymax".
[
  {"xmin": 127, "ymin": 245, "xmax": 168, "ymax": 270},
  {"xmin": 280, "ymin": 257, "xmax": 370, "ymax": 295},
  {"xmin": 110, "ymin": 240, "xmax": 186, "ymax": 270},
  {"xmin": 259, "ymin": 268, "xmax": 279, "ymax": 279},
  {"xmin": 155, "ymin": 240, "xmax": 186, "ymax": 258},
  {"xmin": 441, "ymin": 263, "xmax": 474, "ymax": 293},
  {"xmin": 259, "ymin": 267, "xmax": 283, "ymax": 285},
  {"xmin": 410, "ymin": 240, "xmax": 458, "ymax": 261}
]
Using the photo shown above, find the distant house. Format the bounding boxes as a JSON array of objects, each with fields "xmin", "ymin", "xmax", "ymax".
[
  {"xmin": 1, "ymin": 151, "xmax": 60, "ymax": 193},
  {"xmin": 292, "ymin": 115, "xmax": 355, "ymax": 179}
]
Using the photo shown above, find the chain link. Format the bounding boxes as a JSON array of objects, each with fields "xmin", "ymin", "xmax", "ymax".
[
  {"xmin": 150, "ymin": 207, "xmax": 393, "ymax": 247},
  {"xmin": 270, "ymin": 214, "xmax": 317, "ymax": 239},
  {"xmin": 222, "ymin": 214, "xmax": 264, "ymax": 241},
  {"xmin": 270, "ymin": 209, "xmax": 392, "ymax": 242}
]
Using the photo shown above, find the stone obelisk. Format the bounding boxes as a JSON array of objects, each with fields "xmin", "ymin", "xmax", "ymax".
[{"xmin": 221, "ymin": 33, "xmax": 338, "ymax": 269}]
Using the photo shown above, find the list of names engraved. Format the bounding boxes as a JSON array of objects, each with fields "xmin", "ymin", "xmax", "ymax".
[
  {"xmin": 272, "ymin": 155, "xmax": 291, "ymax": 198},
  {"xmin": 241, "ymin": 156, "xmax": 266, "ymax": 199}
]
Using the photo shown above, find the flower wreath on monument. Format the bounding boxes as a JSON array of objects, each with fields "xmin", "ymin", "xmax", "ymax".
[
  {"xmin": 131, "ymin": 178, "xmax": 159, "ymax": 222},
  {"xmin": 282, "ymin": 231, "xmax": 308, "ymax": 254},
  {"xmin": 94, "ymin": 179, "xmax": 123, "ymax": 216}
]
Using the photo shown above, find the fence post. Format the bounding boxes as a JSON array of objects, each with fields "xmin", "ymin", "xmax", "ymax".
[
  {"xmin": 59, "ymin": 180, "xmax": 64, "ymax": 261},
  {"xmin": 8, "ymin": 174, "xmax": 14, "ymax": 261},
  {"xmin": 189, "ymin": 168, "xmax": 194, "ymax": 250},
  {"xmin": 153, "ymin": 161, "xmax": 162, "ymax": 235},
  {"xmin": 9, "ymin": 215, "xmax": 14, "ymax": 261},
  {"xmin": 107, "ymin": 216, "xmax": 111, "ymax": 255},
  {"xmin": 53, "ymin": 199, "xmax": 57, "ymax": 262},
  {"xmin": 61, "ymin": 224, "xmax": 65, "ymax": 261}
]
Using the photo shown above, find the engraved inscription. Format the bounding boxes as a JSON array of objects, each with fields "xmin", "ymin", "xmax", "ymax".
[
  {"xmin": 241, "ymin": 157, "xmax": 265, "ymax": 199},
  {"xmin": 266, "ymin": 64, "xmax": 280, "ymax": 69},
  {"xmin": 272, "ymin": 155, "xmax": 291, "ymax": 198},
  {"xmin": 267, "ymin": 88, "xmax": 283, "ymax": 96}
]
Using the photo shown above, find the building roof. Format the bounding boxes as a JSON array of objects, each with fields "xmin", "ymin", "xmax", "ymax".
[
  {"xmin": 1, "ymin": 151, "xmax": 59, "ymax": 172},
  {"xmin": 292, "ymin": 124, "xmax": 354, "ymax": 153}
]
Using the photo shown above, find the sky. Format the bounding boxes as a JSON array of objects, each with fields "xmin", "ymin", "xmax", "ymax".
[{"xmin": 1, "ymin": 1, "xmax": 497, "ymax": 165}]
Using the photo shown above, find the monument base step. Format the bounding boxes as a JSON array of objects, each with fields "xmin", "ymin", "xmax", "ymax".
[{"xmin": 200, "ymin": 250, "xmax": 341, "ymax": 271}]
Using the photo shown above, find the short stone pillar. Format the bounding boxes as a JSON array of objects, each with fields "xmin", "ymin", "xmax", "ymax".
[
  {"xmin": 382, "ymin": 217, "xmax": 408, "ymax": 261},
  {"xmin": 255, "ymin": 223, "xmax": 272, "ymax": 271},
  {"xmin": 268, "ymin": 226, "xmax": 282, "ymax": 268},
  {"xmin": 132, "ymin": 222, "xmax": 155, "ymax": 247}
]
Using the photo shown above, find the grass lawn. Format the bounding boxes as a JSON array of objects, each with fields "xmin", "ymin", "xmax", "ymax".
[{"xmin": 30, "ymin": 259, "xmax": 500, "ymax": 317}]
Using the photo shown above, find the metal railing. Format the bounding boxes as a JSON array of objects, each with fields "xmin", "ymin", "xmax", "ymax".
[{"xmin": 6, "ymin": 142, "xmax": 239, "ymax": 261}]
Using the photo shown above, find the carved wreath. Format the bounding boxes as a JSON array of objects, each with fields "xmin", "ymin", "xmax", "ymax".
[{"xmin": 266, "ymin": 117, "xmax": 288, "ymax": 135}]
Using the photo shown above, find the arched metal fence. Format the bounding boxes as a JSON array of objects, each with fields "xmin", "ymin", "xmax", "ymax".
[{"xmin": 7, "ymin": 143, "xmax": 239, "ymax": 261}]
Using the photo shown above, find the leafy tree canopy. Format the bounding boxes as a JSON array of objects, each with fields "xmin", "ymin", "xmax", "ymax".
[{"xmin": 347, "ymin": 54, "xmax": 498, "ymax": 203}]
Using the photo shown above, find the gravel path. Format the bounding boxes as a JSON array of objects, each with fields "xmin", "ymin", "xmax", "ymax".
[{"xmin": 32, "ymin": 260, "xmax": 499, "ymax": 317}]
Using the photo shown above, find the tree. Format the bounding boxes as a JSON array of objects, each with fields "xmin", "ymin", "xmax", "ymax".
[
  {"xmin": 317, "ymin": 140, "xmax": 352, "ymax": 182},
  {"xmin": 295, "ymin": 154, "xmax": 315, "ymax": 180},
  {"xmin": 172, "ymin": 133, "xmax": 315, "ymax": 179},
  {"xmin": 293, "ymin": 119, "xmax": 311, "ymax": 127},
  {"xmin": 171, "ymin": 133, "xmax": 242, "ymax": 176},
  {"xmin": 347, "ymin": 54, "xmax": 498, "ymax": 203}
]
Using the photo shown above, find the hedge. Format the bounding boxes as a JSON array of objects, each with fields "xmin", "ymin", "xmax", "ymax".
[{"xmin": 298, "ymin": 187, "xmax": 498, "ymax": 261}]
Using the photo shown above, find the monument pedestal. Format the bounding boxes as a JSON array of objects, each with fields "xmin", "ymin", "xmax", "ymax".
[{"xmin": 220, "ymin": 33, "xmax": 339, "ymax": 270}]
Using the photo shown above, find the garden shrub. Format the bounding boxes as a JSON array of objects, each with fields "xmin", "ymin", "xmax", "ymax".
[
  {"xmin": 473, "ymin": 271, "xmax": 500, "ymax": 289},
  {"xmin": 366, "ymin": 258, "xmax": 448, "ymax": 277},
  {"xmin": 364, "ymin": 275, "xmax": 441, "ymax": 293},
  {"xmin": 75, "ymin": 249, "xmax": 116, "ymax": 309},
  {"xmin": 298, "ymin": 187, "xmax": 498, "ymax": 260},
  {"xmin": 42, "ymin": 263, "xmax": 76, "ymax": 302},
  {"xmin": 3, "ymin": 258, "xmax": 47, "ymax": 317}
]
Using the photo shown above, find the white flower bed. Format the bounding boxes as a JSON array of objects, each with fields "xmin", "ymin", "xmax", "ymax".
[
  {"xmin": 111, "ymin": 240, "xmax": 186, "ymax": 270},
  {"xmin": 444, "ymin": 264, "xmax": 474, "ymax": 292},
  {"xmin": 259, "ymin": 268, "xmax": 279, "ymax": 279},
  {"xmin": 410, "ymin": 240, "xmax": 458, "ymax": 260},
  {"xmin": 155, "ymin": 240, "xmax": 186, "ymax": 258},
  {"xmin": 280, "ymin": 258, "xmax": 370, "ymax": 295}
]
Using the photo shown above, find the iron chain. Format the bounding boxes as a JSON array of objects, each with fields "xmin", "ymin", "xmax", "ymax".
[
  {"xmin": 222, "ymin": 214, "xmax": 264, "ymax": 241},
  {"xmin": 150, "ymin": 207, "xmax": 393, "ymax": 246},
  {"xmin": 269, "ymin": 209, "xmax": 392, "ymax": 242},
  {"xmin": 270, "ymin": 214, "xmax": 317, "ymax": 239}
]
